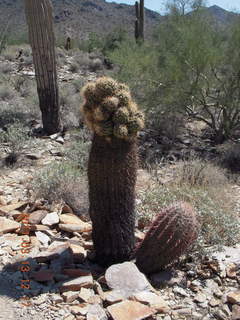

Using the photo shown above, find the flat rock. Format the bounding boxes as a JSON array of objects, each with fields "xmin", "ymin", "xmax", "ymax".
[
  {"xmin": 87, "ymin": 304, "xmax": 108, "ymax": 320},
  {"xmin": 104, "ymin": 290, "xmax": 124, "ymax": 305},
  {"xmin": 79, "ymin": 288, "xmax": 95, "ymax": 302},
  {"xmin": 69, "ymin": 304, "xmax": 89, "ymax": 316},
  {"xmin": 194, "ymin": 293, "xmax": 207, "ymax": 303},
  {"xmin": 59, "ymin": 223, "xmax": 92, "ymax": 233},
  {"xmin": 62, "ymin": 291, "xmax": 79, "ymax": 303},
  {"xmin": 62, "ymin": 268, "xmax": 92, "ymax": 278},
  {"xmin": 35, "ymin": 231, "xmax": 50, "ymax": 245},
  {"xmin": 105, "ymin": 262, "xmax": 152, "ymax": 298},
  {"xmin": 29, "ymin": 210, "xmax": 48, "ymax": 224},
  {"xmin": 227, "ymin": 291, "xmax": 240, "ymax": 304},
  {"xmin": 41, "ymin": 212, "xmax": 59, "ymax": 226},
  {"xmin": 60, "ymin": 214, "xmax": 88, "ymax": 225},
  {"xmin": 0, "ymin": 217, "xmax": 20, "ymax": 234},
  {"xmin": 130, "ymin": 291, "xmax": 169, "ymax": 313},
  {"xmin": 0, "ymin": 201, "xmax": 28, "ymax": 215},
  {"xmin": 69, "ymin": 243, "xmax": 87, "ymax": 262},
  {"xmin": 107, "ymin": 300, "xmax": 154, "ymax": 320},
  {"xmin": 50, "ymin": 294, "xmax": 64, "ymax": 304},
  {"xmin": 60, "ymin": 275, "xmax": 94, "ymax": 292},
  {"xmin": 34, "ymin": 242, "xmax": 70, "ymax": 262}
]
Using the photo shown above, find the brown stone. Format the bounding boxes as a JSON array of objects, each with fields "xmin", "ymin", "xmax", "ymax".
[
  {"xmin": 69, "ymin": 304, "xmax": 89, "ymax": 316},
  {"xmin": 60, "ymin": 275, "xmax": 94, "ymax": 292},
  {"xmin": 107, "ymin": 300, "xmax": 155, "ymax": 320},
  {"xmin": 232, "ymin": 304, "xmax": 240, "ymax": 320},
  {"xmin": 69, "ymin": 243, "xmax": 87, "ymax": 262},
  {"xmin": 0, "ymin": 201, "xmax": 28, "ymax": 215},
  {"xmin": 227, "ymin": 291, "xmax": 240, "ymax": 305},
  {"xmin": 226, "ymin": 263, "xmax": 237, "ymax": 279},
  {"xmin": 209, "ymin": 298, "xmax": 221, "ymax": 307},
  {"xmin": 131, "ymin": 291, "xmax": 169, "ymax": 313},
  {"xmin": 0, "ymin": 217, "xmax": 20, "ymax": 234},
  {"xmin": 62, "ymin": 291, "xmax": 79, "ymax": 303},
  {"xmin": 29, "ymin": 210, "xmax": 48, "ymax": 224},
  {"xmin": 59, "ymin": 223, "xmax": 92, "ymax": 233},
  {"xmin": 35, "ymin": 242, "xmax": 70, "ymax": 262}
]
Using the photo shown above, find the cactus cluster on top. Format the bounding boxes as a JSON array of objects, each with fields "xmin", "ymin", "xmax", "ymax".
[{"xmin": 80, "ymin": 77, "xmax": 144, "ymax": 140}]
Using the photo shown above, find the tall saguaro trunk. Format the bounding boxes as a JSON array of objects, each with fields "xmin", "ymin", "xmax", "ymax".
[
  {"xmin": 135, "ymin": 0, "xmax": 144, "ymax": 43},
  {"xmin": 24, "ymin": 0, "xmax": 62, "ymax": 135}
]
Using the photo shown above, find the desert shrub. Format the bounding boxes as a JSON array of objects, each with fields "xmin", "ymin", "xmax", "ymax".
[
  {"xmin": 220, "ymin": 142, "xmax": 240, "ymax": 173},
  {"xmin": 0, "ymin": 63, "xmax": 14, "ymax": 74},
  {"xmin": 30, "ymin": 161, "xmax": 88, "ymax": 215},
  {"xmin": 59, "ymin": 84, "xmax": 82, "ymax": 128},
  {"xmin": 0, "ymin": 121, "xmax": 31, "ymax": 152},
  {"xmin": 176, "ymin": 159, "xmax": 228, "ymax": 187},
  {"xmin": 0, "ymin": 85, "xmax": 15, "ymax": 101},
  {"xmin": 72, "ymin": 78, "xmax": 84, "ymax": 93},
  {"xmin": 136, "ymin": 168, "xmax": 239, "ymax": 250},
  {"xmin": 69, "ymin": 62, "xmax": 79, "ymax": 73},
  {"xmin": 88, "ymin": 58, "xmax": 103, "ymax": 72}
]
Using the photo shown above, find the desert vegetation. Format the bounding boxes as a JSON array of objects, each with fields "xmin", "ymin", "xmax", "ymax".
[{"xmin": 0, "ymin": 0, "xmax": 239, "ymax": 318}]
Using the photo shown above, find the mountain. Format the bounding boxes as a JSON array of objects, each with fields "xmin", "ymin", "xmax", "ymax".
[
  {"xmin": 204, "ymin": 5, "xmax": 239, "ymax": 26},
  {"xmin": 0, "ymin": 0, "xmax": 161, "ymax": 42}
]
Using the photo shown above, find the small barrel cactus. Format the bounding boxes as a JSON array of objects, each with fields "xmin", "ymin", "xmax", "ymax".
[
  {"xmin": 134, "ymin": 201, "xmax": 199, "ymax": 274},
  {"xmin": 81, "ymin": 77, "xmax": 144, "ymax": 266}
]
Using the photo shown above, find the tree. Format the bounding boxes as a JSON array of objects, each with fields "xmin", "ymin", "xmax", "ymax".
[{"xmin": 24, "ymin": 0, "xmax": 62, "ymax": 135}]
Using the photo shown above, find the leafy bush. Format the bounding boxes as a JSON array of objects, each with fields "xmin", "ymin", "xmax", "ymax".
[{"xmin": 0, "ymin": 85, "xmax": 15, "ymax": 101}]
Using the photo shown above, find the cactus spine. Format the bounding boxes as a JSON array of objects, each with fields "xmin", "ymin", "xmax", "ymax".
[
  {"xmin": 81, "ymin": 77, "xmax": 144, "ymax": 266},
  {"xmin": 135, "ymin": 201, "xmax": 199, "ymax": 274},
  {"xmin": 135, "ymin": 0, "xmax": 145, "ymax": 42}
]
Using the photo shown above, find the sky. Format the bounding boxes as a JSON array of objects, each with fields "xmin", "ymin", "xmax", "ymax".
[{"xmin": 105, "ymin": 0, "xmax": 240, "ymax": 14}]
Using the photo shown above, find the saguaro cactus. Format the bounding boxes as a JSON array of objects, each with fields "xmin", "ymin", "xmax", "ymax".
[
  {"xmin": 135, "ymin": 201, "xmax": 199, "ymax": 274},
  {"xmin": 135, "ymin": 0, "xmax": 144, "ymax": 42},
  {"xmin": 81, "ymin": 77, "xmax": 144, "ymax": 266},
  {"xmin": 24, "ymin": 0, "xmax": 62, "ymax": 135}
]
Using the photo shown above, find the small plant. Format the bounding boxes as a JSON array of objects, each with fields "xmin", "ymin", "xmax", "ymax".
[
  {"xmin": 0, "ymin": 85, "xmax": 15, "ymax": 101},
  {"xmin": 220, "ymin": 142, "xmax": 240, "ymax": 173}
]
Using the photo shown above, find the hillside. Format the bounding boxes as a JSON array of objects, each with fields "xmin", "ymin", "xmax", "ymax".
[{"xmin": 0, "ymin": 0, "xmax": 160, "ymax": 42}]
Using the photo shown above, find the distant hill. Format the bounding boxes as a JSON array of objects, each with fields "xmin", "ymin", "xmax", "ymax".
[
  {"xmin": 0, "ymin": 1, "xmax": 239, "ymax": 45},
  {"xmin": 0, "ymin": 0, "xmax": 161, "ymax": 43}
]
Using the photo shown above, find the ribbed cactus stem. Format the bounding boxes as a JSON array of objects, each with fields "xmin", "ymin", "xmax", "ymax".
[
  {"xmin": 135, "ymin": 201, "xmax": 199, "ymax": 273},
  {"xmin": 135, "ymin": 0, "xmax": 144, "ymax": 42}
]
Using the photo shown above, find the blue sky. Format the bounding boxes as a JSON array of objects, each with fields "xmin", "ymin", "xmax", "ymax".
[{"xmin": 105, "ymin": 0, "xmax": 240, "ymax": 13}]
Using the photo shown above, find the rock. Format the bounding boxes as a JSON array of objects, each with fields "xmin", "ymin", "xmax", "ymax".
[
  {"xmin": 130, "ymin": 291, "xmax": 169, "ymax": 313},
  {"xmin": 41, "ymin": 212, "xmax": 59, "ymax": 226},
  {"xmin": 104, "ymin": 291, "xmax": 124, "ymax": 305},
  {"xmin": 32, "ymin": 269, "xmax": 54, "ymax": 282},
  {"xmin": 227, "ymin": 291, "xmax": 240, "ymax": 304},
  {"xmin": 105, "ymin": 262, "xmax": 152, "ymax": 298},
  {"xmin": 0, "ymin": 201, "xmax": 28, "ymax": 215},
  {"xmin": 173, "ymin": 287, "xmax": 189, "ymax": 297},
  {"xmin": 35, "ymin": 231, "xmax": 50, "ymax": 245},
  {"xmin": 25, "ymin": 152, "xmax": 42, "ymax": 160},
  {"xmin": 232, "ymin": 305, "xmax": 240, "ymax": 320},
  {"xmin": 60, "ymin": 214, "xmax": 87, "ymax": 225},
  {"xmin": 213, "ymin": 288, "xmax": 223, "ymax": 298},
  {"xmin": 30, "ymin": 224, "xmax": 50, "ymax": 231},
  {"xmin": 60, "ymin": 275, "xmax": 94, "ymax": 292},
  {"xmin": 69, "ymin": 243, "xmax": 87, "ymax": 262},
  {"xmin": 56, "ymin": 136, "xmax": 64, "ymax": 144},
  {"xmin": 78, "ymin": 288, "xmax": 95, "ymax": 302},
  {"xmin": 0, "ymin": 217, "xmax": 20, "ymax": 234},
  {"xmin": 50, "ymin": 294, "xmax": 64, "ymax": 304},
  {"xmin": 0, "ymin": 196, "xmax": 7, "ymax": 206},
  {"xmin": 107, "ymin": 300, "xmax": 155, "ymax": 320},
  {"xmin": 213, "ymin": 310, "xmax": 228, "ymax": 320},
  {"xmin": 29, "ymin": 210, "xmax": 48, "ymax": 224},
  {"xmin": 194, "ymin": 293, "xmax": 207, "ymax": 303},
  {"xmin": 209, "ymin": 298, "xmax": 220, "ymax": 307},
  {"xmin": 69, "ymin": 304, "xmax": 89, "ymax": 316},
  {"xmin": 62, "ymin": 291, "xmax": 79, "ymax": 303},
  {"xmin": 59, "ymin": 223, "xmax": 92, "ymax": 233},
  {"xmin": 172, "ymin": 308, "xmax": 192, "ymax": 316},
  {"xmin": 87, "ymin": 304, "xmax": 108, "ymax": 320},
  {"xmin": 35, "ymin": 242, "xmax": 71, "ymax": 262},
  {"xmin": 226, "ymin": 263, "xmax": 237, "ymax": 278}
]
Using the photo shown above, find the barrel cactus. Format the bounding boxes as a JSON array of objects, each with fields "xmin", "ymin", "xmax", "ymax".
[
  {"xmin": 135, "ymin": 201, "xmax": 199, "ymax": 274},
  {"xmin": 81, "ymin": 77, "xmax": 144, "ymax": 266}
]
